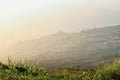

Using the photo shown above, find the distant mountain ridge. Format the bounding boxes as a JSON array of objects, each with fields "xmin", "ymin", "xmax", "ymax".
[{"xmin": 4, "ymin": 25, "xmax": 120, "ymax": 69}]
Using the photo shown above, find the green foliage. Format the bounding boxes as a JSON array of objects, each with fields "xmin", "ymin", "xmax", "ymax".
[
  {"xmin": 0, "ymin": 59, "xmax": 120, "ymax": 80},
  {"xmin": 0, "ymin": 61, "xmax": 49, "ymax": 80},
  {"xmin": 93, "ymin": 59, "xmax": 120, "ymax": 80}
]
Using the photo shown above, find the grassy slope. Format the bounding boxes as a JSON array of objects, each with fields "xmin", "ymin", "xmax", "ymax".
[{"xmin": 0, "ymin": 59, "xmax": 120, "ymax": 80}]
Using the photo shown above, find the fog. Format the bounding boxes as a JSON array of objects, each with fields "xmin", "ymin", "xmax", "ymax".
[{"xmin": 0, "ymin": 0, "xmax": 120, "ymax": 52}]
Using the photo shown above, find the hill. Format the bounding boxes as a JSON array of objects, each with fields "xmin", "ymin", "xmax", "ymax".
[{"xmin": 4, "ymin": 25, "xmax": 120, "ymax": 69}]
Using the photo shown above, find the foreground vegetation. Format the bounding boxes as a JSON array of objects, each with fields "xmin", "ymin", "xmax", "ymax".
[{"xmin": 0, "ymin": 59, "xmax": 120, "ymax": 80}]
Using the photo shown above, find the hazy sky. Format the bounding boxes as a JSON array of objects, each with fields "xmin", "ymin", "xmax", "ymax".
[{"xmin": 0, "ymin": 0, "xmax": 120, "ymax": 48}]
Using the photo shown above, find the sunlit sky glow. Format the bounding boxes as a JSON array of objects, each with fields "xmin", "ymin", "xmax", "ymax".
[
  {"xmin": 0, "ymin": 0, "xmax": 120, "ymax": 31},
  {"xmin": 0, "ymin": 0, "xmax": 84, "ymax": 28},
  {"xmin": 0, "ymin": 0, "xmax": 120, "ymax": 48}
]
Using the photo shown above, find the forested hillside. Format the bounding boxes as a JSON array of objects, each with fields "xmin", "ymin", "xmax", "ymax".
[{"xmin": 4, "ymin": 25, "xmax": 120, "ymax": 69}]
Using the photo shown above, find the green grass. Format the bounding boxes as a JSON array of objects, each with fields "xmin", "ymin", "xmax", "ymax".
[{"xmin": 0, "ymin": 59, "xmax": 120, "ymax": 80}]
